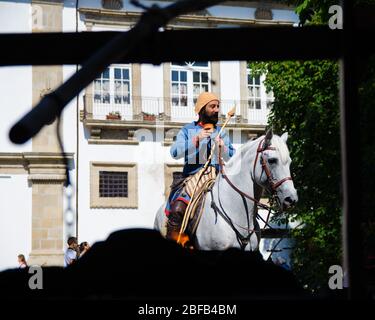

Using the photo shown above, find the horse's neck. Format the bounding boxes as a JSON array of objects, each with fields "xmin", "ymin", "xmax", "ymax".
[
  {"xmin": 212, "ymin": 140, "xmax": 260, "ymax": 226},
  {"xmin": 222, "ymin": 138, "xmax": 260, "ymax": 194}
]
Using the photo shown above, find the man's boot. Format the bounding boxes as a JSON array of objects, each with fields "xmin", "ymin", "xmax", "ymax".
[{"xmin": 166, "ymin": 200, "xmax": 190, "ymax": 246}]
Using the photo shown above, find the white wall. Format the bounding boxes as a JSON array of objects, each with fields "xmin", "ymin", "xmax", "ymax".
[
  {"xmin": 63, "ymin": 0, "xmax": 83, "ymax": 32},
  {"xmin": 0, "ymin": 66, "xmax": 33, "ymax": 153},
  {"xmin": 141, "ymin": 64, "xmax": 163, "ymax": 98},
  {"xmin": 78, "ymin": 0, "xmax": 102, "ymax": 10},
  {"xmin": 62, "ymin": 65, "xmax": 78, "ymax": 242},
  {"xmin": 62, "ymin": 66, "xmax": 78, "ymax": 154},
  {"xmin": 209, "ymin": 5, "xmax": 254, "ymax": 19},
  {"xmin": 77, "ymin": 129, "xmax": 167, "ymax": 244},
  {"xmin": 0, "ymin": 174, "xmax": 32, "ymax": 271},
  {"xmin": 272, "ymin": 9, "xmax": 299, "ymax": 23},
  {"xmin": 0, "ymin": 0, "xmax": 31, "ymax": 34},
  {"xmin": 78, "ymin": 0, "xmax": 170, "ymax": 11},
  {"xmin": 0, "ymin": 1, "xmax": 33, "ymax": 152},
  {"xmin": 220, "ymin": 61, "xmax": 241, "ymax": 103}
]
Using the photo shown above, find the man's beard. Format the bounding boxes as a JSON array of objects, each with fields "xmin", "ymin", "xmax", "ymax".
[{"xmin": 201, "ymin": 111, "xmax": 219, "ymax": 124}]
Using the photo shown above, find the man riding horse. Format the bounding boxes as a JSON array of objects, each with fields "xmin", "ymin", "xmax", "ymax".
[{"xmin": 165, "ymin": 92, "xmax": 235, "ymax": 245}]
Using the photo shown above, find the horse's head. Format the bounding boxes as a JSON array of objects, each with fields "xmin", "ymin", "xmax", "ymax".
[{"xmin": 253, "ymin": 129, "xmax": 298, "ymax": 211}]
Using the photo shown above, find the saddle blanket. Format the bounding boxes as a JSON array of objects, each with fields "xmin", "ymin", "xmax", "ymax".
[{"xmin": 164, "ymin": 165, "xmax": 217, "ymax": 216}]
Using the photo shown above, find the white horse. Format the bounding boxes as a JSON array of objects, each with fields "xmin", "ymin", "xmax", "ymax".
[{"xmin": 154, "ymin": 130, "xmax": 298, "ymax": 251}]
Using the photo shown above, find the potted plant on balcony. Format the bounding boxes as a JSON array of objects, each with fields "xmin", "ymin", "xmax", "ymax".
[
  {"xmin": 106, "ymin": 111, "xmax": 122, "ymax": 120},
  {"xmin": 142, "ymin": 112, "xmax": 156, "ymax": 121}
]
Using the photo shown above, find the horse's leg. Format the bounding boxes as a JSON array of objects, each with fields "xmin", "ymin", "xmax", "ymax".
[
  {"xmin": 154, "ymin": 202, "xmax": 168, "ymax": 237},
  {"xmin": 248, "ymin": 231, "xmax": 260, "ymax": 251}
]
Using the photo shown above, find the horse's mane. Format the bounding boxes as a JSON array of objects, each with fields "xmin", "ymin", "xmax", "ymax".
[
  {"xmin": 226, "ymin": 134, "xmax": 290, "ymax": 168},
  {"xmin": 225, "ymin": 136, "xmax": 260, "ymax": 169},
  {"xmin": 270, "ymin": 135, "xmax": 290, "ymax": 164}
]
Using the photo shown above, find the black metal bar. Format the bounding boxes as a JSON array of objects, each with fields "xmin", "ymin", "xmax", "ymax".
[
  {"xmin": 1, "ymin": 3, "xmax": 375, "ymax": 67},
  {"xmin": 260, "ymin": 228, "xmax": 289, "ymax": 238},
  {"xmin": 0, "ymin": 27, "xmax": 348, "ymax": 66},
  {"xmin": 340, "ymin": 0, "xmax": 365, "ymax": 299}
]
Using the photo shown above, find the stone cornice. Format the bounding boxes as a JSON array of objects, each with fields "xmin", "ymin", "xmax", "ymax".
[
  {"xmin": 0, "ymin": 152, "xmax": 74, "ymax": 174},
  {"xmin": 28, "ymin": 174, "xmax": 67, "ymax": 184},
  {"xmin": 79, "ymin": 8, "xmax": 294, "ymax": 28},
  {"xmin": 88, "ymin": 139, "xmax": 139, "ymax": 145},
  {"xmin": 165, "ymin": 163, "xmax": 184, "ymax": 168},
  {"xmin": 83, "ymin": 118, "xmax": 266, "ymax": 131},
  {"xmin": 144, "ymin": 0, "xmax": 295, "ymax": 10},
  {"xmin": 219, "ymin": 1, "xmax": 294, "ymax": 10},
  {"xmin": 82, "ymin": 119, "xmax": 265, "ymax": 144},
  {"xmin": 31, "ymin": 0, "xmax": 64, "ymax": 6},
  {"xmin": 0, "ymin": 152, "xmax": 74, "ymax": 162},
  {"xmin": 91, "ymin": 161, "xmax": 137, "ymax": 167}
]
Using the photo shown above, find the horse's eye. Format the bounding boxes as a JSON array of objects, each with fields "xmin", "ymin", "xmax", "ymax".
[{"xmin": 268, "ymin": 158, "xmax": 278, "ymax": 165}]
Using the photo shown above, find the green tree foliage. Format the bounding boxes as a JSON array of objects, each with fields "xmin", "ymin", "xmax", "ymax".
[
  {"xmin": 249, "ymin": 0, "xmax": 342, "ymax": 292},
  {"xmin": 250, "ymin": 59, "xmax": 342, "ymax": 291},
  {"xmin": 252, "ymin": 0, "xmax": 375, "ymax": 292}
]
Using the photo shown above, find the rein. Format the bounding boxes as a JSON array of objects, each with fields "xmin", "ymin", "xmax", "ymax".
[{"xmin": 210, "ymin": 138, "xmax": 293, "ymax": 251}]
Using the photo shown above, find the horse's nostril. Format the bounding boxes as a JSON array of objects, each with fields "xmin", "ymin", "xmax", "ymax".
[
  {"xmin": 284, "ymin": 197, "xmax": 296, "ymax": 205},
  {"xmin": 282, "ymin": 197, "xmax": 296, "ymax": 210}
]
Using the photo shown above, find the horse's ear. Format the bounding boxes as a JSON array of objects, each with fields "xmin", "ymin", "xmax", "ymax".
[
  {"xmin": 281, "ymin": 132, "xmax": 288, "ymax": 143},
  {"xmin": 264, "ymin": 128, "xmax": 273, "ymax": 148}
]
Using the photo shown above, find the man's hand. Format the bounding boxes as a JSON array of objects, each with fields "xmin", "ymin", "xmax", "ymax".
[{"xmin": 197, "ymin": 128, "xmax": 212, "ymax": 141}]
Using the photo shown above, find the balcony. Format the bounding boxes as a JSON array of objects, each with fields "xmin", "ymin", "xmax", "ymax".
[
  {"xmin": 83, "ymin": 94, "xmax": 270, "ymax": 125},
  {"xmin": 82, "ymin": 94, "xmax": 269, "ymax": 145}
]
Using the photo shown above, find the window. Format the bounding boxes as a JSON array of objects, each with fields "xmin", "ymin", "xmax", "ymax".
[
  {"xmin": 247, "ymin": 71, "xmax": 261, "ymax": 109},
  {"xmin": 94, "ymin": 65, "xmax": 131, "ymax": 105},
  {"xmin": 114, "ymin": 68, "xmax": 130, "ymax": 104},
  {"xmin": 171, "ymin": 62, "xmax": 210, "ymax": 107},
  {"xmin": 266, "ymin": 90, "xmax": 274, "ymax": 109},
  {"xmin": 247, "ymin": 69, "xmax": 274, "ymax": 110},
  {"xmin": 246, "ymin": 68, "xmax": 273, "ymax": 124},
  {"xmin": 193, "ymin": 71, "xmax": 209, "ymax": 104},
  {"xmin": 99, "ymin": 171, "xmax": 128, "ymax": 198},
  {"xmin": 171, "ymin": 70, "xmax": 188, "ymax": 106},
  {"xmin": 94, "ymin": 68, "xmax": 110, "ymax": 104},
  {"xmin": 90, "ymin": 162, "xmax": 138, "ymax": 208},
  {"xmin": 164, "ymin": 164, "xmax": 184, "ymax": 200},
  {"xmin": 172, "ymin": 61, "xmax": 209, "ymax": 67}
]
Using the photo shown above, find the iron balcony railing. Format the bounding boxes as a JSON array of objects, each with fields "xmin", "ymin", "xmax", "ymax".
[{"xmin": 83, "ymin": 94, "xmax": 271, "ymax": 125}]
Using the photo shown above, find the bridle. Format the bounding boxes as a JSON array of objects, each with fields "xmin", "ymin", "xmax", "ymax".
[
  {"xmin": 253, "ymin": 138, "xmax": 293, "ymax": 193},
  {"xmin": 219, "ymin": 138, "xmax": 293, "ymax": 207},
  {"xmin": 208, "ymin": 137, "xmax": 293, "ymax": 251}
]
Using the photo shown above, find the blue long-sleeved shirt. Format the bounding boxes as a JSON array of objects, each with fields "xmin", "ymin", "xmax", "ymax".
[{"xmin": 170, "ymin": 121, "xmax": 235, "ymax": 176}]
